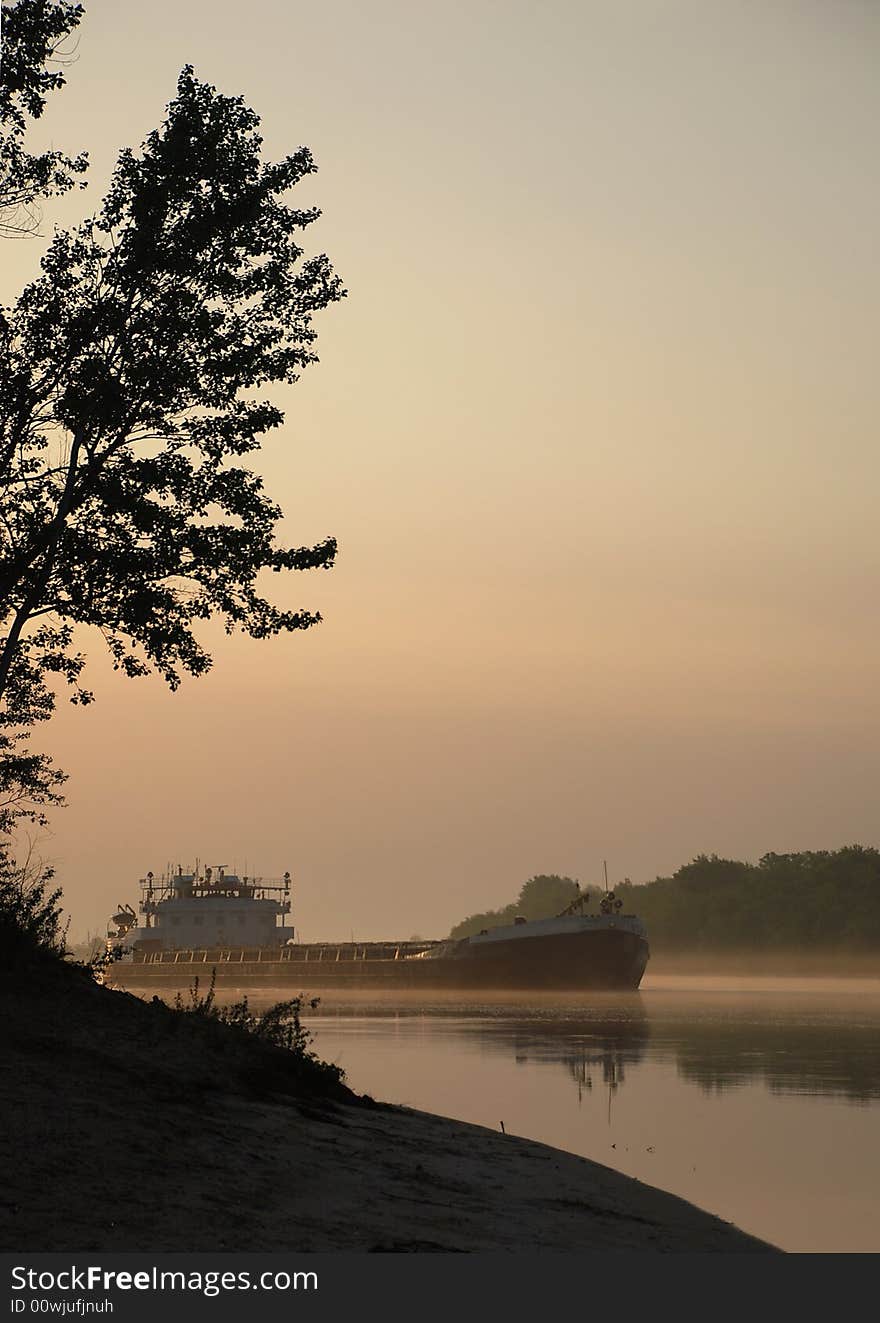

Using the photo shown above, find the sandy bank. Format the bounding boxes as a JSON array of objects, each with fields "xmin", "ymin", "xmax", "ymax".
[{"xmin": 0, "ymin": 968, "xmax": 775, "ymax": 1253}]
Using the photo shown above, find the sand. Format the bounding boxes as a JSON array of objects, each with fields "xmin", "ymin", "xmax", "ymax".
[{"xmin": 0, "ymin": 968, "xmax": 776, "ymax": 1253}]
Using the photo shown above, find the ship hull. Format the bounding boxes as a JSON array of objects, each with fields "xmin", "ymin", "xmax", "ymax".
[{"xmin": 106, "ymin": 926, "xmax": 649, "ymax": 993}]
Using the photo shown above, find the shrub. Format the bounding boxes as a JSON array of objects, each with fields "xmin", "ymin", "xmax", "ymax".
[
  {"xmin": 173, "ymin": 971, "xmax": 344, "ymax": 1087},
  {"xmin": 0, "ymin": 845, "xmax": 67, "ymax": 969}
]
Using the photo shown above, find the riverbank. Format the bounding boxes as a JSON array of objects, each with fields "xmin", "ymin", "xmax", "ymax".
[{"xmin": 0, "ymin": 966, "xmax": 775, "ymax": 1252}]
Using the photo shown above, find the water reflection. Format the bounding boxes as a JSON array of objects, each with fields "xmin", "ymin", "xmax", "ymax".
[
  {"xmin": 668, "ymin": 1017, "xmax": 879, "ymax": 1101},
  {"xmin": 491, "ymin": 1012, "xmax": 649, "ymax": 1107},
  {"xmin": 240, "ymin": 981, "xmax": 880, "ymax": 1250},
  {"xmin": 301, "ymin": 988, "xmax": 880, "ymax": 1105}
]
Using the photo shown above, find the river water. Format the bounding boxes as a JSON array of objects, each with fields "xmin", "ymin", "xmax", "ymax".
[{"xmin": 260, "ymin": 973, "xmax": 880, "ymax": 1253}]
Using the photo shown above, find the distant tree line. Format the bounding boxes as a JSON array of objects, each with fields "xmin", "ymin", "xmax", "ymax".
[
  {"xmin": 450, "ymin": 848, "xmax": 880, "ymax": 951},
  {"xmin": 449, "ymin": 875, "xmax": 584, "ymax": 939},
  {"xmin": 618, "ymin": 847, "xmax": 880, "ymax": 951}
]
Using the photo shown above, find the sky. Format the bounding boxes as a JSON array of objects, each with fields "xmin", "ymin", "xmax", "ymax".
[{"xmin": 2, "ymin": 0, "xmax": 879, "ymax": 940}]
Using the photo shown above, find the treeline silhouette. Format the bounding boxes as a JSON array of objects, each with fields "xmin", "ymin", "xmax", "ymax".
[
  {"xmin": 617, "ymin": 847, "xmax": 880, "ymax": 951},
  {"xmin": 449, "ymin": 874, "xmax": 581, "ymax": 939},
  {"xmin": 450, "ymin": 848, "xmax": 880, "ymax": 951}
]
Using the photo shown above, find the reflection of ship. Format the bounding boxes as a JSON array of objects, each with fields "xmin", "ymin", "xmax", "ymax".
[
  {"xmin": 105, "ymin": 866, "xmax": 650, "ymax": 992},
  {"xmin": 483, "ymin": 1008, "xmax": 650, "ymax": 1104},
  {"xmin": 565, "ymin": 1046, "xmax": 629, "ymax": 1107}
]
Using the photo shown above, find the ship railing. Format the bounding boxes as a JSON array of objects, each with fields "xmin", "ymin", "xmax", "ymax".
[{"xmin": 136, "ymin": 941, "xmax": 439, "ymax": 965}]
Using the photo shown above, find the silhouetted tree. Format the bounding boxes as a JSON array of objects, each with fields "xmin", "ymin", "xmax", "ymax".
[
  {"xmin": 616, "ymin": 847, "xmax": 880, "ymax": 951},
  {"xmin": 517, "ymin": 874, "xmax": 581, "ymax": 917},
  {"xmin": 449, "ymin": 874, "xmax": 580, "ymax": 938},
  {"xmin": 0, "ymin": 60, "xmax": 345, "ymax": 828},
  {"xmin": 0, "ymin": 0, "xmax": 87, "ymax": 236}
]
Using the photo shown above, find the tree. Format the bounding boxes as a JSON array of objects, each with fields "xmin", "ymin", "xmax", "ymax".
[
  {"xmin": 0, "ymin": 0, "xmax": 87, "ymax": 236},
  {"xmin": 1, "ymin": 0, "xmax": 88, "ymax": 827},
  {"xmin": 449, "ymin": 874, "xmax": 580, "ymax": 938},
  {"xmin": 516, "ymin": 874, "xmax": 580, "ymax": 918},
  {"xmin": 0, "ymin": 59, "xmax": 345, "ymax": 830}
]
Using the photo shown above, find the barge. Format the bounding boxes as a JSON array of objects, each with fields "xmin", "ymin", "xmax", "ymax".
[{"xmin": 104, "ymin": 865, "xmax": 649, "ymax": 992}]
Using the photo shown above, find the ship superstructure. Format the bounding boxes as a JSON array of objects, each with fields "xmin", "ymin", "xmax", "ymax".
[{"xmin": 109, "ymin": 864, "xmax": 293, "ymax": 954}]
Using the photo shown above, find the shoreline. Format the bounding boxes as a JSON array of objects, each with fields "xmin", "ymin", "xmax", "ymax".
[{"xmin": 0, "ymin": 966, "xmax": 777, "ymax": 1253}]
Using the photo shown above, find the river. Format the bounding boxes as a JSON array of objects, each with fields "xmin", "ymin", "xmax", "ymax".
[{"xmin": 254, "ymin": 973, "xmax": 880, "ymax": 1253}]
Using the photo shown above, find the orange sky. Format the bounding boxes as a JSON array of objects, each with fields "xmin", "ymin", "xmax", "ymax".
[{"xmin": 3, "ymin": 1, "xmax": 879, "ymax": 939}]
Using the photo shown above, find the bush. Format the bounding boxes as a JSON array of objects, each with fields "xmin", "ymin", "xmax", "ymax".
[
  {"xmin": 0, "ymin": 845, "xmax": 67, "ymax": 969},
  {"xmin": 173, "ymin": 971, "xmax": 345, "ymax": 1088}
]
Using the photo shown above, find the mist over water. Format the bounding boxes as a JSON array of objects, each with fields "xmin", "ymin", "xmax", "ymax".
[{"xmin": 236, "ymin": 975, "xmax": 880, "ymax": 1252}]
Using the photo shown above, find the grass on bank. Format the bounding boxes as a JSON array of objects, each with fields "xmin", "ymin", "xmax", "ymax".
[{"xmin": 172, "ymin": 969, "xmax": 345, "ymax": 1090}]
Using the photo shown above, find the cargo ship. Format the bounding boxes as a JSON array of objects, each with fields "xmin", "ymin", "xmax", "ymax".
[{"xmin": 104, "ymin": 864, "xmax": 649, "ymax": 992}]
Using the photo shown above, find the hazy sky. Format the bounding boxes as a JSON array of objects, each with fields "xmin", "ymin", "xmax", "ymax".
[{"xmin": 3, "ymin": 1, "xmax": 879, "ymax": 939}]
